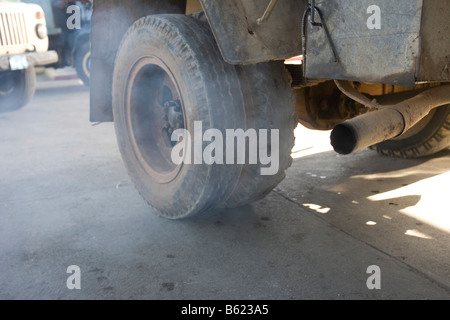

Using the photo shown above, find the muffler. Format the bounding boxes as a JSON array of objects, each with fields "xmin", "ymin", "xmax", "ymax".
[{"xmin": 331, "ymin": 82, "xmax": 450, "ymax": 155}]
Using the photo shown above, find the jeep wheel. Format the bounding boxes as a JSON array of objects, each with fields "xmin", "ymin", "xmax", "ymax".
[{"xmin": 0, "ymin": 67, "xmax": 36, "ymax": 113}]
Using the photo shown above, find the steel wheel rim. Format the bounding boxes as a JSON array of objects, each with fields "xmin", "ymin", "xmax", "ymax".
[{"xmin": 125, "ymin": 56, "xmax": 186, "ymax": 184}]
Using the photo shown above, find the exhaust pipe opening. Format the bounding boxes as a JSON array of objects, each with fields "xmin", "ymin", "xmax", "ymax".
[
  {"xmin": 330, "ymin": 123, "xmax": 357, "ymax": 155},
  {"xmin": 331, "ymin": 107, "xmax": 405, "ymax": 155},
  {"xmin": 331, "ymin": 83, "xmax": 450, "ymax": 155}
]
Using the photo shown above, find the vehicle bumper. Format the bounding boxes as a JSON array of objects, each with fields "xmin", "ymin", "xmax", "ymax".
[{"xmin": 0, "ymin": 50, "xmax": 58, "ymax": 72}]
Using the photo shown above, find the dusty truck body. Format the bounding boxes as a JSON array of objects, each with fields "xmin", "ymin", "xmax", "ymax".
[{"xmin": 88, "ymin": 0, "xmax": 450, "ymax": 219}]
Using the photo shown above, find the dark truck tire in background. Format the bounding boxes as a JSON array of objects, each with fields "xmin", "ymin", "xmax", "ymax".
[
  {"xmin": 372, "ymin": 105, "xmax": 450, "ymax": 158},
  {"xmin": 74, "ymin": 39, "xmax": 91, "ymax": 87}
]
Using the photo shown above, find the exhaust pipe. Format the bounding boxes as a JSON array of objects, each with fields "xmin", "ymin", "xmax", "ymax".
[{"xmin": 331, "ymin": 83, "xmax": 450, "ymax": 155}]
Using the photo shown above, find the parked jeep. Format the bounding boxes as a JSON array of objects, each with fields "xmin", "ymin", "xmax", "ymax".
[
  {"xmin": 22, "ymin": 0, "xmax": 92, "ymax": 85},
  {"xmin": 0, "ymin": 0, "xmax": 58, "ymax": 112}
]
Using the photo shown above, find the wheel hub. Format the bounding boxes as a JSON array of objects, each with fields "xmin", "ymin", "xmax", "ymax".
[
  {"xmin": 126, "ymin": 57, "xmax": 186, "ymax": 184},
  {"xmin": 162, "ymin": 99, "xmax": 184, "ymax": 146}
]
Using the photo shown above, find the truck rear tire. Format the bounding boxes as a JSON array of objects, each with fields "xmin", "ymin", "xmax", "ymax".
[
  {"xmin": 188, "ymin": 13, "xmax": 297, "ymax": 209},
  {"xmin": 222, "ymin": 62, "xmax": 297, "ymax": 208},
  {"xmin": 372, "ymin": 104, "xmax": 450, "ymax": 158},
  {"xmin": 0, "ymin": 66, "xmax": 36, "ymax": 113},
  {"xmin": 112, "ymin": 14, "xmax": 246, "ymax": 219}
]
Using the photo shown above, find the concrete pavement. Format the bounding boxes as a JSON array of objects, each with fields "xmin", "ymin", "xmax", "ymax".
[{"xmin": 0, "ymin": 76, "xmax": 449, "ymax": 300}]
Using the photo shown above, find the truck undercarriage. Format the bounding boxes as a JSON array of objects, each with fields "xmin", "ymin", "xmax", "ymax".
[{"xmin": 88, "ymin": 0, "xmax": 450, "ymax": 218}]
